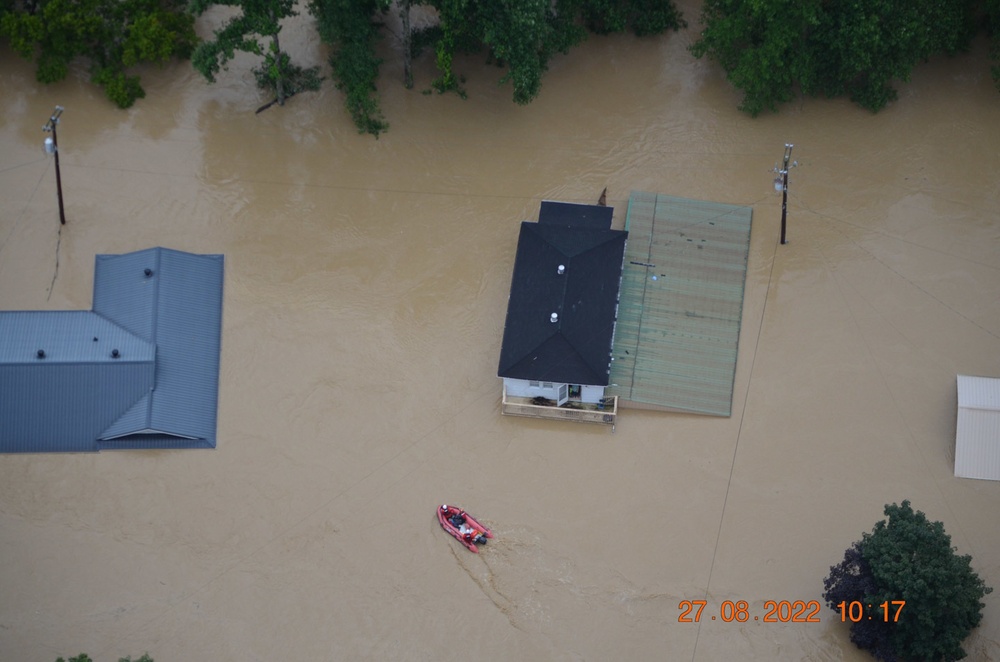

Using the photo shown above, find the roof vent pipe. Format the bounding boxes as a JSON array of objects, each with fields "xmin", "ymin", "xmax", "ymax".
[
  {"xmin": 111, "ymin": 349, "xmax": 120, "ymax": 359},
  {"xmin": 144, "ymin": 268, "xmax": 153, "ymax": 277},
  {"xmin": 550, "ymin": 313, "xmax": 559, "ymax": 323},
  {"xmin": 557, "ymin": 264, "xmax": 565, "ymax": 275},
  {"xmin": 36, "ymin": 349, "xmax": 45, "ymax": 359}
]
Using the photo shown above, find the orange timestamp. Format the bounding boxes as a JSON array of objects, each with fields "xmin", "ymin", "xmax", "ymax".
[
  {"xmin": 836, "ymin": 600, "xmax": 906, "ymax": 622},
  {"xmin": 678, "ymin": 599, "xmax": 822, "ymax": 623}
]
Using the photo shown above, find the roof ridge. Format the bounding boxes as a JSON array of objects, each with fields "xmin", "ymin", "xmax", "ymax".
[
  {"xmin": 87, "ymin": 310, "xmax": 156, "ymax": 346},
  {"xmin": 149, "ymin": 248, "xmax": 162, "ymax": 345}
]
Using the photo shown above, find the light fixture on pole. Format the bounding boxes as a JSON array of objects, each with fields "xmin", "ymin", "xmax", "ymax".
[
  {"xmin": 772, "ymin": 143, "xmax": 797, "ymax": 245},
  {"xmin": 42, "ymin": 105, "xmax": 66, "ymax": 225}
]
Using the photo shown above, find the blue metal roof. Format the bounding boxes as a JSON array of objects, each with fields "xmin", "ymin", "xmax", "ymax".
[
  {"xmin": 0, "ymin": 310, "xmax": 155, "ymax": 364},
  {"xmin": 0, "ymin": 248, "xmax": 224, "ymax": 453}
]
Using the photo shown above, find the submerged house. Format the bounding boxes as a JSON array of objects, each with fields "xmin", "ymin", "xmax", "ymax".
[
  {"xmin": 497, "ymin": 201, "xmax": 627, "ymax": 424},
  {"xmin": 955, "ymin": 374, "xmax": 1000, "ymax": 481},
  {"xmin": 0, "ymin": 247, "xmax": 224, "ymax": 453}
]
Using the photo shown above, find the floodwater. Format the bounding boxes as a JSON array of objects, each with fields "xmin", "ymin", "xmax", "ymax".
[{"xmin": 2, "ymin": 0, "xmax": 999, "ymax": 658}]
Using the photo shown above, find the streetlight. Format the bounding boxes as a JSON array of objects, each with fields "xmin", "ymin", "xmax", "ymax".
[
  {"xmin": 42, "ymin": 106, "xmax": 66, "ymax": 225},
  {"xmin": 772, "ymin": 143, "xmax": 797, "ymax": 245}
]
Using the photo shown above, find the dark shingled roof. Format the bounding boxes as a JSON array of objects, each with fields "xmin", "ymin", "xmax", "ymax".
[
  {"xmin": 498, "ymin": 217, "xmax": 627, "ymax": 386},
  {"xmin": 538, "ymin": 200, "xmax": 614, "ymax": 230}
]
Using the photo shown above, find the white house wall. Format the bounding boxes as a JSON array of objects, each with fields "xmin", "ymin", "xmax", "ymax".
[
  {"xmin": 503, "ymin": 378, "xmax": 606, "ymax": 404},
  {"xmin": 581, "ymin": 385, "xmax": 606, "ymax": 404},
  {"xmin": 503, "ymin": 378, "xmax": 562, "ymax": 400}
]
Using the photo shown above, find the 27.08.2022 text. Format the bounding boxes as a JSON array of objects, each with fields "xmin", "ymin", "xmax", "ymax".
[{"xmin": 678, "ymin": 600, "xmax": 822, "ymax": 623}]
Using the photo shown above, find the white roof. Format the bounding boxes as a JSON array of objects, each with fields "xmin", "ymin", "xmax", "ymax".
[
  {"xmin": 955, "ymin": 375, "xmax": 1000, "ymax": 481},
  {"xmin": 957, "ymin": 375, "xmax": 1000, "ymax": 410}
]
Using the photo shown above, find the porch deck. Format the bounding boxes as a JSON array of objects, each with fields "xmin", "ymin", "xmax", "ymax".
[{"xmin": 501, "ymin": 386, "xmax": 618, "ymax": 427}]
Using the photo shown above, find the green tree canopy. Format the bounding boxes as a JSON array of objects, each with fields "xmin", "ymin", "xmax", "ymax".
[
  {"xmin": 190, "ymin": 0, "xmax": 321, "ymax": 108},
  {"xmin": 418, "ymin": 0, "xmax": 685, "ymax": 104},
  {"xmin": 823, "ymin": 500, "xmax": 993, "ymax": 662},
  {"xmin": 0, "ymin": 0, "xmax": 196, "ymax": 107},
  {"xmin": 571, "ymin": 0, "xmax": 685, "ymax": 36},
  {"xmin": 310, "ymin": 0, "xmax": 684, "ymax": 136},
  {"xmin": 688, "ymin": 0, "xmax": 821, "ymax": 116},
  {"xmin": 309, "ymin": 0, "xmax": 390, "ymax": 135},
  {"xmin": 808, "ymin": 0, "xmax": 976, "ymax": 110},
  {"xmin": 691, "ymin": 0, "xmax": 980, "ymax": 115},
  {"xmin": 987, "ymin": 0, "xmax": 1000, "ymax": 87}
]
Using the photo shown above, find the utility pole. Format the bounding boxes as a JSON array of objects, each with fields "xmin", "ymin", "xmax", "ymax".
[
  {"xmin": 773, "ymin": 143, "xmax": 795, "ymax": 245},
  {"xmin": 43, "ymin": 106, "xmax": 66, "ymax": 225}
]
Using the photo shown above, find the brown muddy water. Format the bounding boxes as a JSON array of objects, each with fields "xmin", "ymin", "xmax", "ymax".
[{"xmin": 2, "ymin": 0, "xmax": 999, "ymax": 659}]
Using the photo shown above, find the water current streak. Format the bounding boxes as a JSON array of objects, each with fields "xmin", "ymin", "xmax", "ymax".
[
  {"xmin": 46, "ymin": 223, "xmax": 62, "ymax": 301},
  {"xmin": 691, "ymin": 230, "xmax": 781, "ymax": 662}
]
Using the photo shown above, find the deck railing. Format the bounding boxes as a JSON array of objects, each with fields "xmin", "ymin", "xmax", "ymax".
[{"xmin": 501, "ymin": 386, "xmax": 617, "ymax": 427}]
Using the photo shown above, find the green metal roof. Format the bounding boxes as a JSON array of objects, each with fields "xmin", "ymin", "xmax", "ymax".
[{"xmin": 608, "ymin": 192, "xmax": 753, "ymax": 416}]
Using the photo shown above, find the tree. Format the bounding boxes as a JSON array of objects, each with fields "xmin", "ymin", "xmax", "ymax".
[
  {"xmin": 571, "ymin": 0, "xmax": 686, "ymax": 36},
  {"xmin": 823, "ymin": 541, "xmax": 899, "ymax": 661},
  {"xmin": 823, "ymin": 501, "xmax": 993, "ymax": 662},
  {"xmin": 415, "ymin": 0, "xmax": 684, "ymax": 105},
  {"xmin": 987, "ymin": 0, "xmax": 1000, "ymax": 89},
  {"xmin": 309, "ymin": 0, "xmax": 390, "ymax": 135},
  {"xmin": 806, "ymin": 0, "xmax": 976, "ymax": 111},
  {"xmin": 461, "ymin": 0, "xmax": 559, "ymax": 105},
  {"xmin": 689, "ymin": 0, "xmax": 821, "ymax": 116},
  {"xmin": 0, "ymin": 0, "xmax": 196, "ymax": 107},
  {"xmin": 399, "ymin": 0, "xmax": 414, "ymax": 89},
  {"xmin": 310, "ymin": 0, "xmax": 684, "ymax": 136},
  {"xmin": 190, "ymin": 0, "xmax": 321, "ymax": 108},
  {"xmin": 691, "ymin": 0, "xmax": 979, "ymax": 115}
]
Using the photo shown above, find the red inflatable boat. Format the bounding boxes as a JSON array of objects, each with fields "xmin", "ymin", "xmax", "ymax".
[{"xmin": 438, "ymin": 504, "xmax": 493, "ymax": 553}]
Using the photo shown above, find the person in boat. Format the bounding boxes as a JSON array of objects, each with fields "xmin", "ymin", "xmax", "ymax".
[
  {"xmin": 445, "ymin": 507, "xmax": 466, "ymax": 529},
  {"xmin": 459, "ymin": 522, "xmax": 487, "ymax": 545},
  {"xmin": 442, "ymin": 505, "xmax": 486, "ymax": 545}
]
